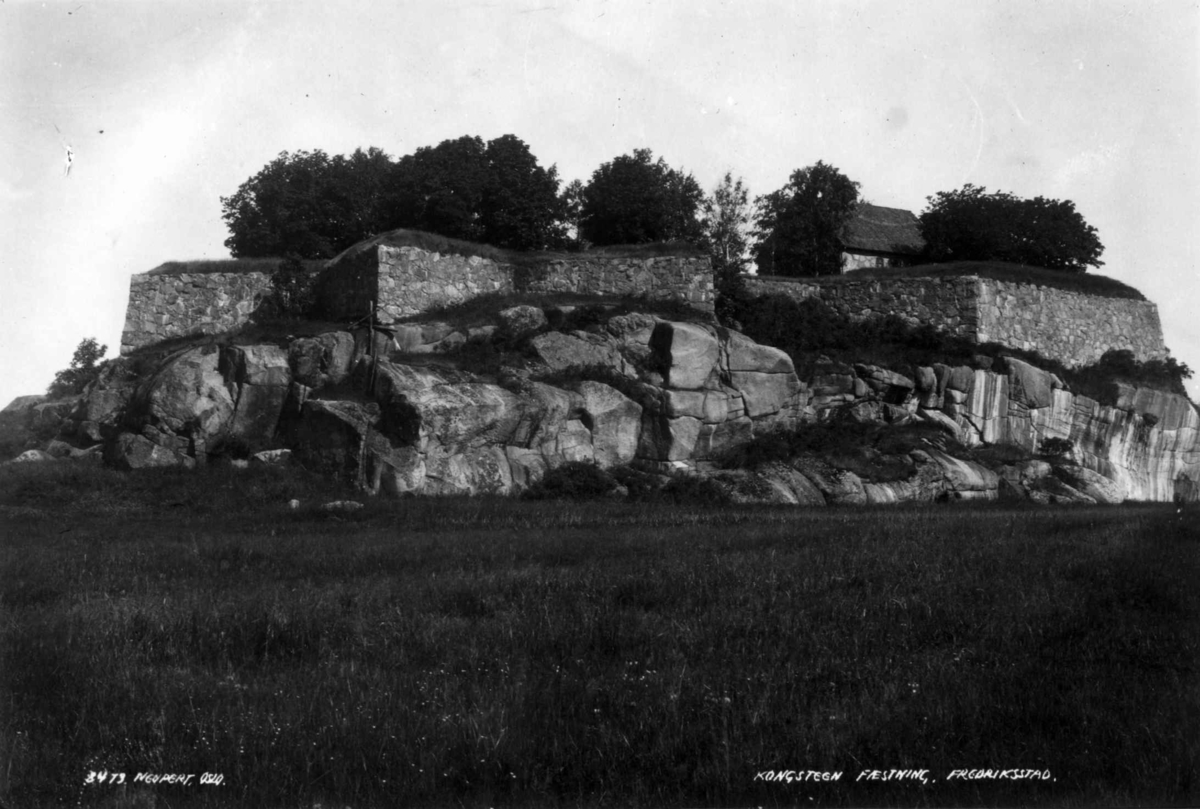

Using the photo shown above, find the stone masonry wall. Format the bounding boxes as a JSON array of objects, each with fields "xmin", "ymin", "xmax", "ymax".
[
  {"xmin": 121, "ymin": 272, "xmax": 272, "ymax": 354},
  {"xmin": 747, "ymin": 275, "xmax": 981, "ymax": 339},
  {"xmin": 122, "ymin": 247, "xmax": 714, "ymax": 353},
  {"xmin": 376, "ymin": 245, "xmax": 513, "ymax": 322},
  {"xmin": 976, "ymin": 279, "xmax": 1167, "ymax": 367},
  {"xmin": 318, "ymin": 246, "xmax": 713, "ymax": 324},
  {"xmin": 746, "ymin": 274, "xmax": 1168, "ymax": 368},
  {"xmin": 518, "ymin": 256, "xmax": 714, "ymax": 308}
]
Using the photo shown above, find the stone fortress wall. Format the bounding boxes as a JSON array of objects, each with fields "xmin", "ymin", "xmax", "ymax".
[
  {"xmin": 120, "ymin": 243, "xmax": 1165, "ymax": 372},
  {"xmin": 121, "ymin": 245, "xmax": 715, "ymax": 354},
  {"xmin": 121, "ymin": 271, "xmax": 274, "ymax": 354},
  {"xmin": 974, "ymin": 279, "xmax": 1166, "ymax": 367},
  {"xmin": 318, "ymin": 245, "xmax": 515, "ymax": 323},
  {"xmin": 746, "ymin": 275, "xmax": 1167, "ymax": 368},
  {"xmin": 316, "ymin": 244, "xmax": 715, "ymax": 323}
]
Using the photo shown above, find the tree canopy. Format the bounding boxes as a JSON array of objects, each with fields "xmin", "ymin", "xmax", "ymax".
[
  {"xmin": 221, "ymin": 135, "xmax": 566, "ymax": 258},
  {"xmin": 220, "ymin": 148, "xmax": 397, "ymax": 259},
  {"xmin": 751, "ymin": 161, "xmax": 860, "ymax": 277},
  {"xmin": 918, "ymin": 184, "xmax": 1104, "ymax": 272},
  {"xmin": 579, "ymin": 148, "xmax": 705, "ymax": 246}
]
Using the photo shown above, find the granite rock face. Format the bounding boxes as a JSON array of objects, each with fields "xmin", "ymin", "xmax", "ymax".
[
  {"xmin": 284, "ymin": 318, "xmax": 806, "ymax": 495},
  {"xmin": 16, "ymin": 300, "xmax": 1197, "ymax": 505}
]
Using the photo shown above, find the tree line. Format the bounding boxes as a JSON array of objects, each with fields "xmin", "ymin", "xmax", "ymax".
[{"xmin": 220, "ymin": 134, "xmax": 1106, "ymax": 284}]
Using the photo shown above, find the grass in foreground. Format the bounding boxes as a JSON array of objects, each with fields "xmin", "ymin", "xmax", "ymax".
[{"xmin": 1, "ymin": 461, "xmax": 1197, "ymax": 808}]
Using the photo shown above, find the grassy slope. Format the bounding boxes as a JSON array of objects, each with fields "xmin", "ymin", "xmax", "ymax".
[
  {"xmin": 147, "ymin": 231, "xmax": 705, "ymax": 278},
  {"xmin": 329, "ymin": 227, "xmax": 705, "ymax": 268},
  {"xmin": 756, "ymin": 260, "xmax": 1148, "ymax": 301},
  {"xmin": 146, "ymin": 259, "xmax": 328, "ymax": 277},
  {"xmin": 2, "ymin": 461, "xmax": 1197, "ymax": 808}
]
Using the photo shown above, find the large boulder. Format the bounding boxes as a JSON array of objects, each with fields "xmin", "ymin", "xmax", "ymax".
[
  {"xmin": 854, "ymin": 364, "xmax": 915, "ymax": 402},
  {"xmin": 530, "ymin": 332, "xmax": 628, "ymax": 375},
  {"xmin": 284, "ymin": 399, "xmax": 380, "ymax": 484},
  {"xmin": 1005, "ymin": 357, "xmax": 1057, "ymax": 410},
  {"xmin": 220, "ymin": 345, "xmax": 292, "ymax": 445},
  {"xmin": 1053, "ymin": 463, "xmax": 1124, "ymax": 504},
  {"xmin": 649, "ymin": 321, "xmax": 719, "ymax": 390},
  {"xmin": 134, "ymin": 347, "xmax": 236, "ymax": 451},
  {"xmin": 10, "ymin": 449, "xmax": 54, "ymax": 463},
  {"xmin": 30, "ymin": 400, "xmax": 78, "ymax": 434},
  {"xmin": 920, "ymin": 448, "xmax": 999, "ymax": 496},
  {"xmin": 509, "ymin": 382, "xmax": 585, "ymax": 452},
  {"xmin": 744, "ymin": 461, "xmax": 827, "ymax": 505},
  {"xmin": 790, "ymin": 455, "xmax": 867, "ymax": 505},
  {"xmin": 423, "ymin": 446, "xmax": 514, "ymax": 495},
  {"xmin": 575, "ymin": 381, "xmax": 642, "ymax": 466},
  {"xmin": 288, "ymin": 331, "xmax": 355, "ymax": 389},
  {"xmin": 59, "ymin": 359, "xmax": 141, "ymax": 443},
  {"xmin": 497, "ymin": 305, "xmax": 548, "ymax": 340},
  {"xmin": 370, "ymin": 361, "xmax": 526, "ymax": 451},
  {"xmin": 725, "ymin": 331, "xmax": 794, "ymax": 374},
  {"xmin": 106, "ymin": 432, "xmax": 195, "ymax": 470},
  {"xmin": 729, "ymin": 371, "xmax": 802, "ymax": 418}
]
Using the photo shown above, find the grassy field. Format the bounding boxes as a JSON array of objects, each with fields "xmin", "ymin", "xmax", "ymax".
[{"xmin": 1, "ymin": 461, "xmax": 1197, "ymax": 808}]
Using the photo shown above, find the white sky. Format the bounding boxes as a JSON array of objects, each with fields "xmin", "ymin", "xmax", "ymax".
[{"xmin": 2, "ymin": 0, "xmax": 1198, "ymax": 405}]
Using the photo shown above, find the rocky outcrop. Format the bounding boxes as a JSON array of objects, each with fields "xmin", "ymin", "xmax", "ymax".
[
  {"xmin": 14, "ymin": 300, "xmax": 1198, "ymax": 505},
  {"xmin": 281, "ymin": 317, "xmax": 806, "ymax": 496},
  {"xmin": 914, "ymin": 359, "xmax": 1198, "ymax": 502}
]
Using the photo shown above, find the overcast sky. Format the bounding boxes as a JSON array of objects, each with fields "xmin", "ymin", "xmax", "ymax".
[{"xmin": 2, "ymin": 0, "xmax": 1197, "ymax": 406}]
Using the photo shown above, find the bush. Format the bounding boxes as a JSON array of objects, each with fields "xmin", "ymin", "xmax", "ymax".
[
  {"xmin": 1064, "ymin": 349, "xmax": 1193, "ymax": 403},
  {"xmin": 522, "ymin": 461, "xmax": 620, "ymax": 500},
  {"xmin": 265, "ymin": 255, "xmax": 317, "ymax": 319},
  {"xmin": 1039, "ymin": 437, "xmax": 1074, "ymax": 457},
  {"xmin": 653, "ymin": 473, "xmax": 732, "ymax": 505}
]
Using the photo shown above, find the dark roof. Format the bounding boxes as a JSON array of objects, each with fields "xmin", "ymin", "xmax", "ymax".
[{"xmin": 841, "ymin": 203, "xmax": 925, "ymax": 255}]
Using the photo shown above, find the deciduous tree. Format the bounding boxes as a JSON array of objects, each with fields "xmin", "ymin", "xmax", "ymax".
[
  {"xmin": 388, "ymin": 134, "xmax": 565, "ymax": 250},
  {"xmin": 751, "ymin": 161, "xmax": 860, "ymax": 277},
  {"xmin": 580, "ymin": 149, "xmax": 705, "ymax": 246},
  {"xmin": 700, "ymin": 172, "xmax": 751, "ymax": 290},
  {"xmin": 48, "ymin": 338, "xmax": 107, "ymax": 399},
  {"xmin": 221, "ymin": 148, "xmax": 395, "ymax": 259},
  {"xmin": 919, "ymin": 184, "xmax": 1104, "ymax": 272}
]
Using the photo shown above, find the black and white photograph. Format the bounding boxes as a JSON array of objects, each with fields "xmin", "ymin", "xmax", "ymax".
[{"xmin": 1, "ymin": 1, "xmax": 1197, "ymax": 806}]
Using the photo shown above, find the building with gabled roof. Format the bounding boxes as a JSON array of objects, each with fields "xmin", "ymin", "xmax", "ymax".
[{"xmin": 841, "ymin": 203, "xmax": 926, "ymax": 271}]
